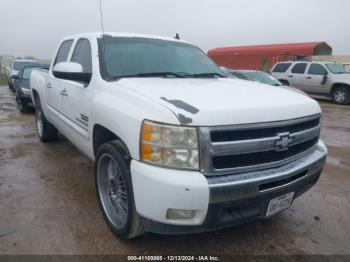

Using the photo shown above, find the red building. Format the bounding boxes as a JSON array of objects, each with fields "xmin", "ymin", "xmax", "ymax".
[{"xmin": 208, "ymin": 42, "xmax": 332, "ymax": 72}]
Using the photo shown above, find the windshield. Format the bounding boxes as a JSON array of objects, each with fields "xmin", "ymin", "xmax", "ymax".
[
  {"xmin": 22, "ymin": 67, "xmax": 34, "ymax": 79},
  {"xmin": 326, "ymin": 63, "xmax": 347, "ymax": 74},
  {"xmin": 98, "ymin": 37, "xmax": 225, "ymax": 80},
  {"xmin": 13, "ymin": 61, "xmax": 38, "ymax": 70},
  {"xmin": 246, "ymin": 72, "xmax": 282, "ymax": 86}
]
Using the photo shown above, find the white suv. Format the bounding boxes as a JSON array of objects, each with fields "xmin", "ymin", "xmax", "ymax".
[{"xmin": 271, "ymin": 61, "xmax": 350, "ymax": 104}]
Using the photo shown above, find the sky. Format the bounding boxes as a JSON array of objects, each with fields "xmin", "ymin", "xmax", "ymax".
[{"xmin": 0, "ymin": 0, "xmax": 349, "ymax": 59}]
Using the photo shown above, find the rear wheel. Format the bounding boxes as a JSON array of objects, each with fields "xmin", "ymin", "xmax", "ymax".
[
  {"xmin": 95, "ymin": 141, "xmax": 144, "ymax": 239},
  {"xmin": 332, "ymin": 86, "xmax": 349, "ymax": 105},
  {"xmin": 34, "ymin": 95, "xmax": 58, "ymax": 142}
]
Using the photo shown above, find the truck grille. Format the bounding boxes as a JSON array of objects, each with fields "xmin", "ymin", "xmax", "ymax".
[
  {"xmin": 198, "ymin": 115, "xmax": 321, "ymax": 176},
  {"xmin": 211, "ymin": 118, "xmax": 320, "ymax": 142},
  {"xmin": 212, "ymin": 137, "xmax": 318, "ymax": 169}
]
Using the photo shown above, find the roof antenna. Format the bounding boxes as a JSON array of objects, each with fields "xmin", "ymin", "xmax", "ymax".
[
  {"xmin": 174, "ymin": 33, "xmax": 180, "ymax": 40},
  {"xmin": 99, "ymin": 0, "xmax": 109, "ymax": 79},
  {"xmin": 99, "ymin": 0, "xmax": 105, "ymax": 35}
]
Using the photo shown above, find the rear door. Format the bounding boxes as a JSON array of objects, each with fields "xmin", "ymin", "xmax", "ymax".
[
  {"xmin": 303, "ymin": 63, "xmax": 329, "ymax": 94},
  {"xmin": 46, "ymin": 39, "xmax": 74, "ymax": 116},
  {"xmin": 288, "ymin": 63, "xmax": 308, "ymax": 90}
]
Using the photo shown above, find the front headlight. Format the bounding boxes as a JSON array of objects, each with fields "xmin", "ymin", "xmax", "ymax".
[
  {"xmin": 140, "ymin": 120, "xmax": 199, "ymax": 170},
  {"xmin": 21, "ymin": 87, "xmax": 31, "ymax": 95}
]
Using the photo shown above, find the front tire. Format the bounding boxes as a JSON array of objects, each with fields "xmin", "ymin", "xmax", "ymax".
[
  {"xmin": 95, "ymin": 141, "xmax": 144, "ymax": 239},
  {"xmin": 34, "ymin": 95, "xmax": 58, "ymax": 142},
  {"xmin": 332, "ymin": 86, "xmax": 349, "ymax": 105}
]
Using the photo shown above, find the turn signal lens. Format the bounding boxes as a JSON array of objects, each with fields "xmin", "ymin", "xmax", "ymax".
[
  {"xmin": 167, "ymin": 209, "xmax": 196, "ymax": 220},
  {"xmin": 140, "ymin": 120, "xmax": 199, "ymax": 170}
]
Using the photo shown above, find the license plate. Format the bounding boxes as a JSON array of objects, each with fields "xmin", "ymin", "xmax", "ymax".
[{"xmin": 266, "ymin": 192, "xmax": 294, "ymax": 217}]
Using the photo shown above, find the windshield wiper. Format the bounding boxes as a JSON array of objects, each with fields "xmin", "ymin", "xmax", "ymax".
[
  {"xmin": 111, "ymin": 72, "xmax": 188, "ymax": 80},
  {"xmin": 189, "ymin": 72, "xmax": 226, "ymax": 78},
  {"xmin": 110, "ymin": 71, "xmax": 227, "ymax": 80}
]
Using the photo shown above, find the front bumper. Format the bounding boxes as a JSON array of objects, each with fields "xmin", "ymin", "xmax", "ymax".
[
  {"xmin": 20, "ymin": 87, "xmax": 32, "ymax": 98},
  {"xmin": 130, "ymin": 140, "xmax": 327, "ymax": 234}
]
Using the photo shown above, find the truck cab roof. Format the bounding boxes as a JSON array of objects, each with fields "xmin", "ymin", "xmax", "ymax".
[{"xmin": 61, "ymin": 32, "xmax": 192, "ymax": 45}]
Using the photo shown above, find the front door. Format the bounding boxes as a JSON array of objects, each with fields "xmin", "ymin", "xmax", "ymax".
[
  {"xmin": 303, "ymin": 63, "xmax": 329, "ymax": 94},
  {"xmin": 60, "ymin": 38, "xmax": 94, "ymax": 145}
]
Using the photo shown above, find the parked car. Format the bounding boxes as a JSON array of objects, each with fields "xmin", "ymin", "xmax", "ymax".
[
  {"xmin": 7, "ymin": 59, "xmax": 39, "ymax": 92},
  {"xmin": 12, "ymin": 64, "xmax": 49, "ymax": 112},
  {"xmin": 228, "ymin": 70, "xmax": 283, "ymax": 86},
  {"xmin": 30, "ymin": 32, "xmax": 327, "ymax": 239},
  {"xmin": 271, "ymin": 61, "xmax": 350, "ymax": 104}
]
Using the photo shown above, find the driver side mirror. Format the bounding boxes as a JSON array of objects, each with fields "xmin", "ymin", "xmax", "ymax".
[{"xmin": 53, "ymin": 62, "xmax": 91, "ymax": 84}]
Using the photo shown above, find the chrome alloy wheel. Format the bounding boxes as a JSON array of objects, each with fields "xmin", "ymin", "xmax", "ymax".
[
  {"xmin": 334, "ymin": 90, "xmax": 347, "ymax": 103},
  {"xmin": 36, "ymin": 108, "xmax": 44, "ymax": 137},
  {"xmin": 97, "ymin": 153, "xmax": 129, "ymax": 229}
]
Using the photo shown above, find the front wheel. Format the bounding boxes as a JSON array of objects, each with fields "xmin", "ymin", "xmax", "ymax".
[
  {"xmin": 332, "ymin": 86, "xmax": 349, "ymax": 105},
  {"xmin": 95, "ymin": 141, "xmax": 144, "ymax": 239}
]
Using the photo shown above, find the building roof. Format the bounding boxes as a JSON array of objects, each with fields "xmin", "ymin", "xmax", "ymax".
[{"xmin": 208, "ymin": 42, "xmax": 332, "ymax": 57}]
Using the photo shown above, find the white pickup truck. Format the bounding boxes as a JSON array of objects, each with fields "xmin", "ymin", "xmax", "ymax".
[{"xmin": 30, "ymin": 32, "xmax": 327, "ymax": 239}]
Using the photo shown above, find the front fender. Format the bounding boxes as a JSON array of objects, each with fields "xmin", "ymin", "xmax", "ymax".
[{"xmin": 90, "ymin": 87, "xmax": 179, "ymax": 160}]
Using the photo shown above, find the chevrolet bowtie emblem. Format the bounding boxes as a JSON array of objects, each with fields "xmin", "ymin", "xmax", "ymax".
[{"xmin": 275, "ymin": 132, "xmax": 293, "ymax": 151}]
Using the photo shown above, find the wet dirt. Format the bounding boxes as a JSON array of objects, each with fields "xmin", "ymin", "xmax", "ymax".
[{"xmin": 0, "ymin": 86, "xmax": 349, "ymax": 255}]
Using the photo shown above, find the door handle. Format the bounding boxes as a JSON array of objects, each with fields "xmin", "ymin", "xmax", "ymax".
[
  {"xmin": 46, "ymin": 82, "xmax": 52, "ymax": 88},
  {"xmin": 288, "ymin": 75, "xmax": 294, "ymax": 78},
  {"xmin": 60, "ymin": 89, "xmax": 68, "ymax": 96},
  {"xmin": 306, "ymin": 76, "xmax": 312, "ymax": 79}
]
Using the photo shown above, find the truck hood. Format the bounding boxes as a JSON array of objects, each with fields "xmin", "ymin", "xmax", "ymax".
[
  {"xmin": 332, "ymin": 73, "xmax": 350, "ymax": 82},
  {"xmin": 114, "ymin": 78, "xmax": 321, "ymax": 126}
]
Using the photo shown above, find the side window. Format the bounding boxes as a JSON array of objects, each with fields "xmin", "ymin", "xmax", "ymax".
[
  {"xmin": 54, "ymin": 40, "xmax": 73, "ymax": 66},
  {"xmin": 291, "ymin": 63, "xmax": 307, "ymax": 74},
  {"xmin": 272, "ymin": 63, "xmax": 292, "ymax": 73},
  {"xmin": 71, "ymin": 39, "xmax": 92, "ymax": 73},
  {"xmin": 308, "ymin": 64, "xmax": 327, "ymax": 75}
]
